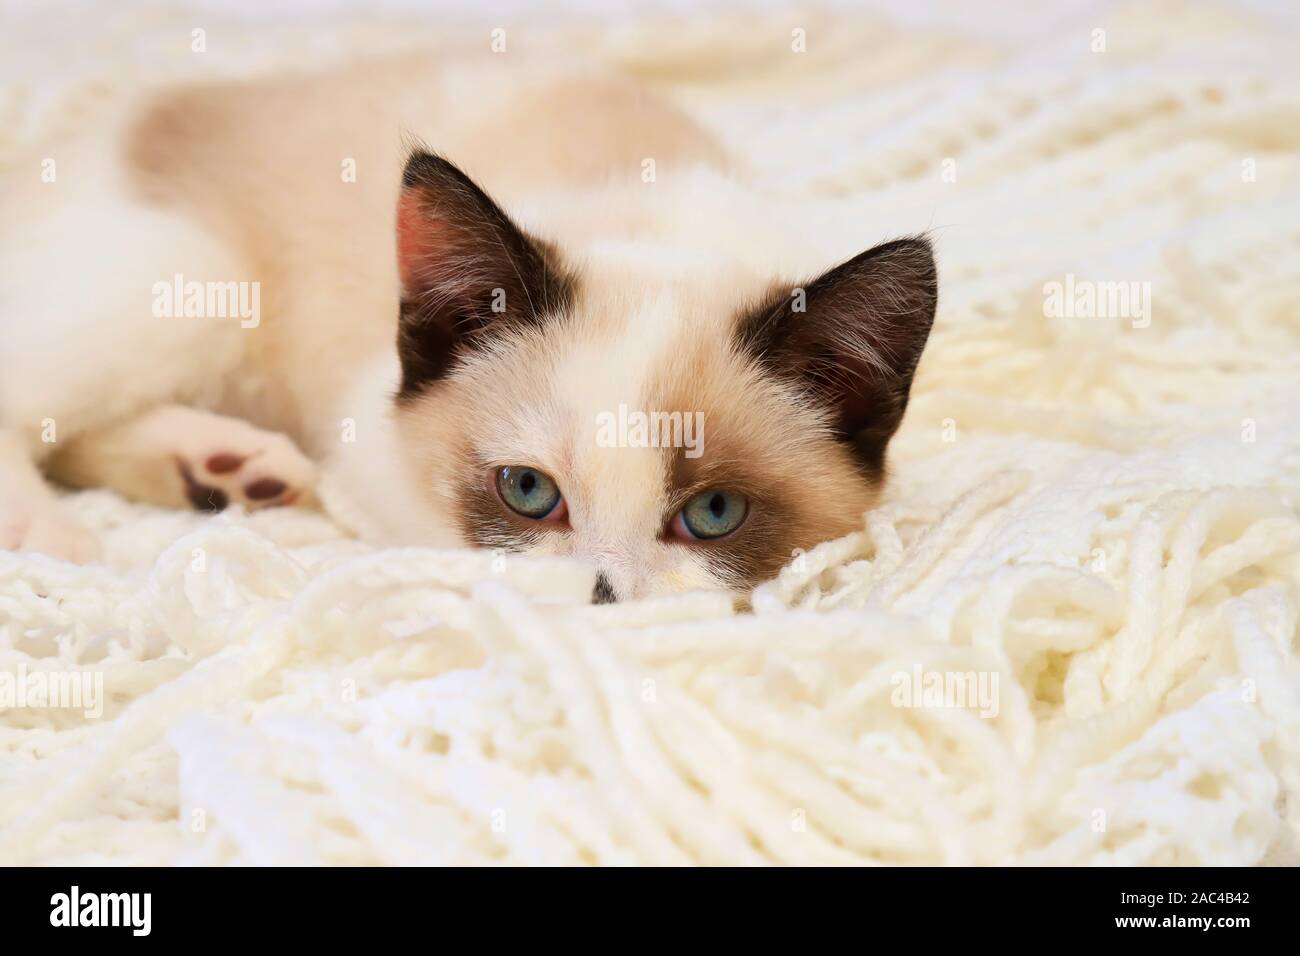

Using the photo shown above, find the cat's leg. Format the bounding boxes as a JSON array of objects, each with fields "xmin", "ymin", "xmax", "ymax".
[
  {"xmin": 0, "ymin": 430, "xmax": 101, "ymax": 561},
  {"xmin": 0, "ymin": 128, "xmax": 262, "ymax": 558},
  {"xmin": 46, "ymin": 405, "xmax": 318, "ymax": 512}
]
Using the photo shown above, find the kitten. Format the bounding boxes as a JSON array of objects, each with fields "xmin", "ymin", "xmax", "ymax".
[{"xmin": 0, "ymin": 54, "xmax": 936, "ymax": 601}]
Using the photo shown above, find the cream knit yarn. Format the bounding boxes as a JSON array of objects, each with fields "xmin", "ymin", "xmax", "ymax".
[{"xmin": 1, "ymin": 0, "xmax": 1298, "ymax": 864}]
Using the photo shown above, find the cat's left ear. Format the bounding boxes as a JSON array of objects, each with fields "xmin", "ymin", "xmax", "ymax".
[
  {"xmin": 736, "ymin": 237, "xmax": 937, "ymax": 479},
  {"xmin": 395, "ymin": 150, "xmax": 575, "ymax": 400}
]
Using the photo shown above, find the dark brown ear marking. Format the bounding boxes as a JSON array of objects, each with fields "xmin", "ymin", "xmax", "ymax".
[
  {"xmin": 395, "ymin": 150, "xmax": 576, "ymax": 401},
  {"xmin": 735, "ymin": 236, "xmax": 937, "ymax": 480}
]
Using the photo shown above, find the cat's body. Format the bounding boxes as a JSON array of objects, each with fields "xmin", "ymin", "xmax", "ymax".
[{"xmin": 0, "ymin": 53, "xmax": 936, "ymax": 600}]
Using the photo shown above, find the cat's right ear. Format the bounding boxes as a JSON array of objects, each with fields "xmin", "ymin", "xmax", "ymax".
[{"xmin": 395, "ymin": 150, "xmax": 575, "ymax": 400}]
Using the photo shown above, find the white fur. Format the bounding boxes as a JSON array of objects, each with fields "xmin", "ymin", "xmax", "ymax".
[{"xmin": 0, "ymin": 126, "xmax": 251, "ymax": 556}]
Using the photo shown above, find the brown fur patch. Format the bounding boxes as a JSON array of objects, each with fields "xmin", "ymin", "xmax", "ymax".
[{"xmin": 649, "ymin": 338, "xmax": 877, "ymax": 589}]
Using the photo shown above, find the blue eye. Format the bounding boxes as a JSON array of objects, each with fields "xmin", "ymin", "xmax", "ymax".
[
  {"xmin": 496, "ymin": 466, "xmax": 562, "ymax": 519},
  {"xmin": 678, "ymin": 490, "xmax": 748, "ymax": 539}
]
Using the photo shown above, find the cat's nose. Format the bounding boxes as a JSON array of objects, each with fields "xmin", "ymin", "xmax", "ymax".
[{"xmin": 592, "ymin": 572, "xmax": 618, "ymax": 604}]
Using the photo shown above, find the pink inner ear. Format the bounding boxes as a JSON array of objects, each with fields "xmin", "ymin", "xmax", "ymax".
[{"xmin": 396, "ymin": 190, "xmax": 446, "ymax": 292}]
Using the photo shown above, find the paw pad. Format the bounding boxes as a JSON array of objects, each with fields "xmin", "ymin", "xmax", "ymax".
[
  {"xmin": 176, "ymin": 440, "xmax": 312, "ymax": 513},
  {"xmin": 244, "ymin": 478, "xmax": 287, "ymax": 501},
  {"xmin": 205, "ymin": 452, "xmax": 245, "ymax": 475},
  {"xmin": 179, "ymin": 462, "xmax": 229, "ymax": 512}
]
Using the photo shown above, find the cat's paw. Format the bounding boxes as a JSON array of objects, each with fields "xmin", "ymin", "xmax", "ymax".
[
  {"xmin": 175, "ymin": 433, "xmax": 317, "ymax": 512},
  {"xmin": 0, "ymin": 497, "xmax": 100, "ymax": 563}
]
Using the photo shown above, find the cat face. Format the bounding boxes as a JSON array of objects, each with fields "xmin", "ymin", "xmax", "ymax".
[{"xmin": 392, "ymin": 152, "xmax": 936, "ymax": 602}]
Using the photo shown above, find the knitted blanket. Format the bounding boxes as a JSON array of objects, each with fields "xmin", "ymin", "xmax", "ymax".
[{"xmin": 2, "ymin": 0, "xmax": 1298, "ymax": 865}]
